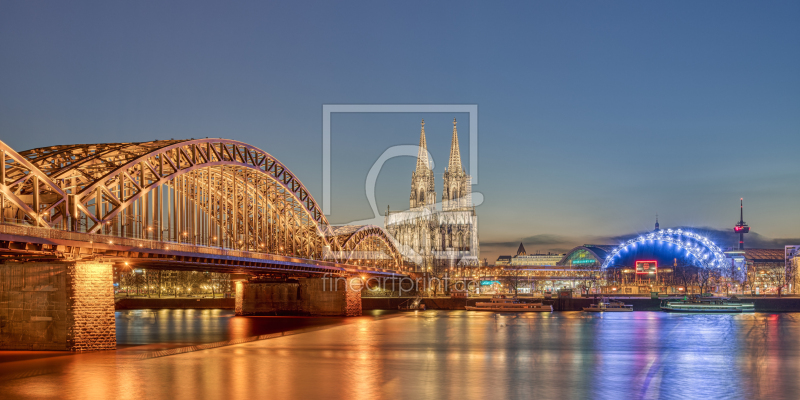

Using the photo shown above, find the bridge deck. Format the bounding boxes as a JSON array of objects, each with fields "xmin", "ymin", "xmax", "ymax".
[{"xmin": 0, "ymin": 223, "xmax": 405, "ymax": 277}]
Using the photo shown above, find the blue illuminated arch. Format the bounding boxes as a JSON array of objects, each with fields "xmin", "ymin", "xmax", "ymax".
[{"xmin": 601, "ymin": 229, "xmax": 726, "ymax": 269}]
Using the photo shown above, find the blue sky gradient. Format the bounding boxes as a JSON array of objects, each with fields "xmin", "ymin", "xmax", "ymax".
[{"xmin": 1, "ymin": 1, "xmax": 798, "ymax": 261}]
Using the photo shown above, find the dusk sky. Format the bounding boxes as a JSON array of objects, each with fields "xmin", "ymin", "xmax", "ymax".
[{"xmin": 1, "ymin": 1, "xmax": 798, "ymax": 261}]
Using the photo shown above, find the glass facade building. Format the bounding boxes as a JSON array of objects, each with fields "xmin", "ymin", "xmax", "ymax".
[{"xmin": 558, "ymin": 245, "xmax": 613, "ymax": 267}]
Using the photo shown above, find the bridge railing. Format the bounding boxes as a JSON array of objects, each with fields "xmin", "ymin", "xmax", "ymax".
[{"xmin": 0, "ymin": 222, "xmax": 402, "ymax": 275}]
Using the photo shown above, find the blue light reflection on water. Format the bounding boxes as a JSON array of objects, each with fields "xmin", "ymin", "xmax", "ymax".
[{"xmin": 376, "ymin": 311, "xmax": 799, "ymax": 399}]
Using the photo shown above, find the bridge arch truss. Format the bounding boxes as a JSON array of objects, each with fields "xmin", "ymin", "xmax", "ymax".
[{"xmin": 0, "ymin": 138, "xmax": 403, "ymax": 271}]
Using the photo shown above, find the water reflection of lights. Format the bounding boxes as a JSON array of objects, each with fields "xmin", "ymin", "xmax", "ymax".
[{"xmin": 6, "ymin": 312, "xmax": 800, "ymax": 398}]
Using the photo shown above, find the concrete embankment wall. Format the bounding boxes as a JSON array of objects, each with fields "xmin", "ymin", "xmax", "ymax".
[
  {"xmin": 745, "ymin": 298, "xmax": 800, "ymax": 312},
  {"xmin": 115, "ymin": 296, "xmax": 800, "ymax": 313},
  {"xmin": 115, "ymin": 278, "xmax": 362, "ymax": 316},
  {"xmin": 119, "ymin": 296, "xmax": 407, "ymax": 312},
  {"xmin": 551, "ymin": 297, "xmax": 800, "ymax": 312},
  {"xmin": 362, "ymin": 297, "xmax": 474, "ymax": 310},
  {"xmin": 115, "ymin": 298, "xmax": 235, "ymax": 310},
  {"xmin": 363, "ymin": 296, "xmax": 800, "ymax": 312},
  {"xmin": 362, "ymin": 297, "xmax": 600, "ymax": 311}
]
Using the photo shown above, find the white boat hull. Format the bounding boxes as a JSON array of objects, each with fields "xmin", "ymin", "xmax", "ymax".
[
  {"xmin": 660, "ymin": 299, "xmax": 755, "ymax": 313},
  {"xmin": 661, "ymin": 305, "xmax": 751, "ymax": 313}
]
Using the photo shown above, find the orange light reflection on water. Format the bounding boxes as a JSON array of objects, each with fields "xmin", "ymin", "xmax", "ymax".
[{"xmin": 2, "ymin": 311, "xmax": 800, "ymax": 399}]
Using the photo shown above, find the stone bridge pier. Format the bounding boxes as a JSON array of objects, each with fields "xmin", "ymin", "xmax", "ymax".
[
  {"xmin": 0, "ymin": 261, "xmax": 116, "ymax": 351},
  {"xmin": 235, "ymin": 275, "xmax": 362, "ymax": 317}
]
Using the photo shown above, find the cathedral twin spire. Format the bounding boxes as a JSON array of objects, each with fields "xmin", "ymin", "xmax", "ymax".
[
  {"xmin": 414, "ymin": 118, "xmax": 463, "ymax": 173},
  {"xmin": 410, "ymin": 118, "xmax": 469, "ymax": 210},
  {"xmin": 410, "ymin": 120, "xmax": 436, "ymax": 209},
  {"xmin": 415, "ymin": 119, "xmax": 431, "ymax": 172},
  {"xmin": 442, "ymin": 118, "xmax": 469, "ymax": 211},
  {"xmin": 447, "ymin": 118, "xmax": 463, "ymax": 174}
]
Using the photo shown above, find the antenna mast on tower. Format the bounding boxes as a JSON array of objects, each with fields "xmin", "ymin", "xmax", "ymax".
[{"xmin": 734, "ymin": 198, "xmax": 750, "ymax": 250}]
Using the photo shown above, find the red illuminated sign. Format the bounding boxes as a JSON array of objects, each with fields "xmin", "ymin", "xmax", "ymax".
[{"xmin": 635, "ymin": 260, "xmax": 658, "ymax": 274}]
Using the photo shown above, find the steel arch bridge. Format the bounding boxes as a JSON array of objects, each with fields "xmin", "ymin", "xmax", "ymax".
[
  {"xmin": 601, "ymin": 228, "xmax": 727, "ymax": 269},
  {"xmin": 0, "ymin": 138, "xmax": 404, "ymax": 272}
]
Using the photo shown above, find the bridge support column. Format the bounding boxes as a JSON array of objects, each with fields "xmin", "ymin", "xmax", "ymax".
[
  {"xmin": 343, "ymin": 276, "xmax": 362, "ymax": 317},
  {"xmin": 0, "ymin": 261, "xmax": 116, "ymax": 351},
  {"xmin": 233, "ymin": 279, "xmax": 245, "ymax": 316},
  {"xmin": 234, "ymin": 275, "xmax": 362, "ymax": 316}
]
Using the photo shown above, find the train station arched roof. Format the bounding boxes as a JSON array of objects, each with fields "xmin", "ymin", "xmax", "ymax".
[{"xmin": 558, "ymin": 245, "xmax": 615, "ymax": 267}]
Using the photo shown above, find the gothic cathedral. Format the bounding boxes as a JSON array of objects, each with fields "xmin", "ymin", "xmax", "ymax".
[{"xmin": 385, "ymin": 119, "xmax": 480, "ymax": 271}]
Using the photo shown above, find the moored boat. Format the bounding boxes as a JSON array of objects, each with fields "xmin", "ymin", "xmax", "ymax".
[
  {"xmin": 583, "ymin": 298, "xmax": 633, "ymax": 312},
  {"xmin": 466, "ymin": 295, "xmax": 552, "ymax": 312},
  {"xmin": 660, "ymin": 296, "xmax": 755, "ymax": 313}
]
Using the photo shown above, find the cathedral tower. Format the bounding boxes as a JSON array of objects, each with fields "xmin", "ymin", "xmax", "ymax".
[
  {"xmin": 386, "ymin": 118, "xmax": 480, "ymax": 272},
  {"xmin": 410, "ymin": 119, "xmax": 436, "ymax": 209},
  {"xmin": 442, "ymin": 118, "xmax": 471, "ymax": 211}
]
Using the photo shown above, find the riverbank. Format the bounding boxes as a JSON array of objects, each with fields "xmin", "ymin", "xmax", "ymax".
[
  {"xmin": 362, "ymin": 296, "xmax": 800, "ymax": 312},
  {"xmin": 115, "ymin": 297, "xmax": 234, "ymax": 309},
  {"xmin": 113, "ymin": 295, "xmax": 800, "ymax": 312}
]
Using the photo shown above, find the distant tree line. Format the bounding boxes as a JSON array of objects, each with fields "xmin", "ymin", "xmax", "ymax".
[{"xmin": 117, "ymin": 269, "xmax": 231, "ymax": 298}]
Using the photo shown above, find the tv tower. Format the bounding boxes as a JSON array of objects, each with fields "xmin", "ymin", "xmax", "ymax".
[{"xmin": 734, "ymin": 198, "xmax": 750, "ymax": 250}]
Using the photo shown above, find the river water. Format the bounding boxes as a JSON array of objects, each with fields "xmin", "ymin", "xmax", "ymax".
[{"xmin": 1, "ymin": 310, "xmax": 799, "ymax": 399}]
